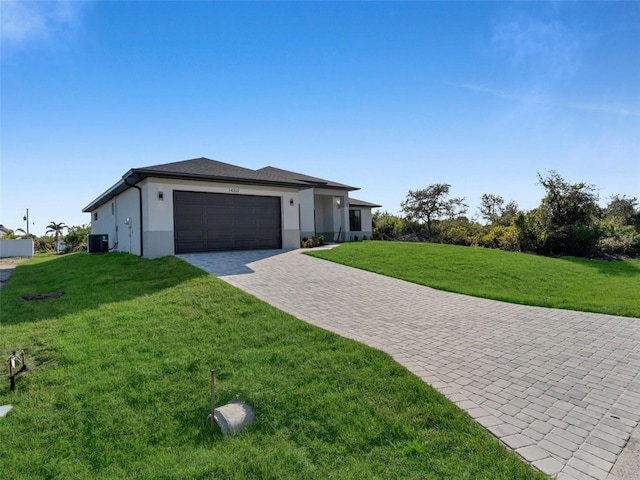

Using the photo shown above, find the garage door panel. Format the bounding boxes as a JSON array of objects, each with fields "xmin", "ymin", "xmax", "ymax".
[{"xmin": 174, "ymin": 191, "xmax": 282, "ymax": 253}]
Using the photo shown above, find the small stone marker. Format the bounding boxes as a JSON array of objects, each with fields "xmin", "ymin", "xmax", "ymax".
[
  {"xmin": 207, "ymin": 369, "xmax": 255, "ymax": 435},
  {"xmin": 213, "ymin": 399, "xmax": 256, "ymax": 436}
]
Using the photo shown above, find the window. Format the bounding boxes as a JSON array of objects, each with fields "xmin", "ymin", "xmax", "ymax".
[
  {"xmin": 349, "ymin": 209, "xmax": 361, "ymax": 231},
  {"xmin": 94, "ymin": 212, "xmax": 98, "ymax": 221}
]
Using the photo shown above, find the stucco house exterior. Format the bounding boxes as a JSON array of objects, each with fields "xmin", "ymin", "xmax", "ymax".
[{"xmin": 83, "ymin": 157, "xmax": 380, "ymax": 259}]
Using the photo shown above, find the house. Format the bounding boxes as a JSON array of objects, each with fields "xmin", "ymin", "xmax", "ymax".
[{"xmin": 82, "ymin": 157, "xmax": 380, "ymax": 259}]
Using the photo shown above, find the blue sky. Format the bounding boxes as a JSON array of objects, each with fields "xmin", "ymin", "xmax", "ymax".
[{"xmin": 1, "ymin": 1, "xmax": 639, "ymax": 236}]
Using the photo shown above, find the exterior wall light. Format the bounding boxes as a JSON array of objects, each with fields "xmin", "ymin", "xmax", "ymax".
[
  {"xmin": 290, "ymin": 198, "xmax": 294, "ymax": 206},
  {"xmin": 158, "ymin": 192, "xmax": 164, "ymax": 200}
]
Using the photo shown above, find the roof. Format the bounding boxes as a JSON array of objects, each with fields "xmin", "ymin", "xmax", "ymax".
[
  {"xmin": 256, "ymin": 166, "xmax": 358, "ymax": 190},
  {"xmin": 122, "ymin": 157, "xmax": 310, "ymax": 187},
  {"xmin": 83, "ymin": 157, "xmax": 359, "ymax": 212},
  {"xmin": 349, "ymin": 198, "xmax": 382, "ymax": 208}
]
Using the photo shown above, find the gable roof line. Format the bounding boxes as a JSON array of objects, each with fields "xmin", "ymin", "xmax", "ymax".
[
  {"xmin": 124, "ymin": 157, "xmax": 307, "ymax": 187},
  {"xmin": 256, "ymin": 166, "xmax": 358, "ymax": 191},
  {"xmin": 83, "ymin": 157, "xmax": 360, "ymax": 212},
  {"xmin": 349, "ymin": 198, "xmax": 382, "ymax": 208}
]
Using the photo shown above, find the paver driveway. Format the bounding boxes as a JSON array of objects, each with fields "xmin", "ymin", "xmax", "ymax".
[{"xmin": 179, "ymin": 248, "xmax": 640, "ymax": 480}]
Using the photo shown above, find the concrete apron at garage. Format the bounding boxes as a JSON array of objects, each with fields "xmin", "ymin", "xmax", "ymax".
[{"xmin": 179, "ymin": 248, "xmax": 640, "ymax": 480}]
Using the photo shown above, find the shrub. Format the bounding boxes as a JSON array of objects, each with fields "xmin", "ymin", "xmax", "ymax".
[
  {"xmin": 514, "ymin": 210, "xmax": 543, "ymax": 253},
  {"xmin": 597, "ymin": 225, "xmax": 640, "ymax": 256},
  {"xmin": 476, "ymin": 225, "xmax": 519, "ymax": 251},
  {"xmin": 441, "ymin": 224, "xmax": 471, "ymax": 246},
  {"xmin": 64, "ymin": 224, "xmax": 91, "ymax": 253},
  {"xmin": 301, "ymin": 235, "xmax": 325, "ymax": 248},
  {"xmin": 373, "ymin": 212, "xmax": 406, "ymax": 240},
  {"xmin": 35, "ymin": 236, "xmax": 54, "ymax": 253}
]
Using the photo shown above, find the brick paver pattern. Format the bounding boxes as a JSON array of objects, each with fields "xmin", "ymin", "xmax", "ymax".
[{"xmin": 179, "ymin": 249, "xmax": 640, "ymax": 480}]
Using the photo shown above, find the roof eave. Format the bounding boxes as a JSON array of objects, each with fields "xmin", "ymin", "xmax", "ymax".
[
  {"xmin": 82, "ymin": 179, "xmax": 128, "ymax": 212},
  {"xmin": 126, "ymin": 169, "xmax": 306, "ymax": 188}
]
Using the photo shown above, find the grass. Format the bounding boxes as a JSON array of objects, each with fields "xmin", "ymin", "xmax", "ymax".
[
  {"xmin": 307, "ymin": 241, "xmax": 640, "ymax": 318},
  {"xmin": 0, "ymin": 253, "xmax": 546, "ymax": 479}
]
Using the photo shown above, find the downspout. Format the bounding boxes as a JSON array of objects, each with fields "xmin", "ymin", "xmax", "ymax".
[
  {"xmin": 109, "ymin": 195, "xmax": 119, "ymax": 251},
  {"xmin": 124, "ymin": 177, "xmax": 144, "ymax": 257}
]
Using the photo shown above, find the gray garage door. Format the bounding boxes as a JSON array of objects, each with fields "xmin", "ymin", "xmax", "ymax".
[{"xmin": 174, "ymin": 191, "xmax": 282, "ymax": 253}]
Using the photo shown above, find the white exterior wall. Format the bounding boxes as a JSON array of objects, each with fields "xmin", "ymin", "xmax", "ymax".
[
  {"xmin": 348, "ymin": 208, "xmax": 374, "ymax": 241},
  {"xmin": 91, "ymin": 179, "xmax": 301, "ymax": 259},
  {"xmin": 89, "ymin": 188, "xmax": 141, "ymax": 256},
  {"xmin": 361, "ymin": 208, "xmax": 374, "ymax": 239},
  {"xmin": 90, "ymin": 201, "xmax": 116, "ymax": 250},
  {"xmin": 88, "ymin": 175, "xmax": 374, "ymax": 256},
  {"xmin": 312, "ymin": 188, "xmax": 350, "ymax": 242},
  {"xmin": 0, "ymin": 239, "xmax": 34, "ymax": 258},
  {"xmin": 116, "ymin": 188, "xmax": 142, "ymax": 255},
  {"xmin": 298, "ymin": 188, "xmax": 315, "ymax": 239}
]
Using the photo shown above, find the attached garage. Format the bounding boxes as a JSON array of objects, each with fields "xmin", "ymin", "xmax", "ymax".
[{"xmin": 173, "ymin": 191, "xmax": 282, "ymax": 253}]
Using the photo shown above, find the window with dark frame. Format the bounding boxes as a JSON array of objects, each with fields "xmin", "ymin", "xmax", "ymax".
[{"xmin": 349, "ymin": 209, "xmax": 361, "ymax": 231}]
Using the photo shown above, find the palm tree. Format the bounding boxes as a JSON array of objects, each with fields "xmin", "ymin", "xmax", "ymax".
[
  {"xmin": 46, "ymin": 222, "xmax": 68, "ymax": 253},
  {"xmin": 1, "ymin": 228, "xmax": 26, "ymax": 239}
]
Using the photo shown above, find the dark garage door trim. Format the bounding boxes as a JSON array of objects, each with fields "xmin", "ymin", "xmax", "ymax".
[{"xmin": 173, "ymin": 191, "xmax": 282, "ymax": 253}]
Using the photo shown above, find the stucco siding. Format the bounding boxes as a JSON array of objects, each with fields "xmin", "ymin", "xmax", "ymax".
[
  {"xmin": 115, "ymin": 188, "xmax": 142, "ymax": 256},
  {"xmin": 89, "ymin": 187, "xmax": 141, "ymax": 255},
  {"xmin": 298, "ymin": 188, "xmax": 315, "ymax": 239},
  {"xmin": 86, "ymin": 169, "xmax": 377, "ymax": 256},
  {"xmin": 361, "ymin": 208, "xmax": 374, "ymax": 239},
  {"xmin": 89, "ymin": 179, "xmax": 301, "ymax": 258},
  {"xmin": 143, "ymin": 230, "xmax": 174, "ymax": 258},
  {"xmin": 0, "ymin": 239, "xmax": 34, "ymax": 258}
]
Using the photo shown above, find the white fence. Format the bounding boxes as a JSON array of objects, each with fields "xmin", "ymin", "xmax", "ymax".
[{"xmin": 0, "ymin": 239, "xmax": 34, "ymax": 258}]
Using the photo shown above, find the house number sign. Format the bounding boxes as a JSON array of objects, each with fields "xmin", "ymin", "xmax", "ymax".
[{"xmin": 228, "ymin": 188, "xmax": 240, "ymax": 193}]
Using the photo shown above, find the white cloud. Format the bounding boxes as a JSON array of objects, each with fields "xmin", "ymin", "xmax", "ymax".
[
  {"xmin": 451, "ymin": 82, "xmax": 640, "ymax": 118},
  {"xmin": 490, "ymin": 8, "xmax": 583, "ymax": 83},
  {"xmin": 1, "ymin": 0, "xmax": 84, "ymax": 47}
]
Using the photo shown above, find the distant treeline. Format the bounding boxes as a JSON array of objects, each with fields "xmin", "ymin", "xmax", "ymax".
[{"xmin": 374, "ymin": 171, "xmax": 640, "ymax": 258}]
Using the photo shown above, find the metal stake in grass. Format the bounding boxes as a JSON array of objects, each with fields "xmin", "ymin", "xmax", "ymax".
[
  {"xmin": 208, "ymin": 369, "xmax": 216, "ymax": 428},
  {"xmin": 207, "ymin": 368, "xmax": 255, "ymax": 435},
  {"xmin": 8, "ymin": 351, "xmax": 28, "ymax": 392}
]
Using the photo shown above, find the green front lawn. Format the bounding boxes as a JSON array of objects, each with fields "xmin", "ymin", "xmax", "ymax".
[
  {"xmin": 0, "ymin": 253, "xmax": 545, "ymax": 479},
  {"xmin": 307, "ymin": 241, "xmax": 640, "ymax": 318}
]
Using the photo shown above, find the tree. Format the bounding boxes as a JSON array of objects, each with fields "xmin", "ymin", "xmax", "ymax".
[
  {"xmin": 538, "ymin": 171, "xmax": 599, "ymax": 227},
  {"xmin": 46, "ymin": 221, "xmax": 68, "ymax": 253},
  {"xmin": 597, "ymin": 195, "xmax": 640, "ymax": 256},
  {"xmin": 479, "ymin": 194, "xmax": 519, "ymax": 226},
  {"xmin": 64, "ymin": 224, "xmax": 92, "ymax": 252},
  {"xmin": 534, "ymin": 171, "xmax": 600, "ymax": 255},
  {"xmin": 372, "ymin": 211, "xmax": 406, "ymax": 239},
  {"xmin": 500, "ymin": 201, "xmax": 519, "ymax": 226},
  {"xmin": 604, "ymin": 195, "xmax": 639, "ymax": 229},
  {"xmin": 401, "ymin": 184, "xmax": 467, "ymax": 237},
  {"xmin": 444, "ymin": 196, "xmax": 469, "ymax": 221},
  {"xmin": 479, "ymin": 194, "xmax": 504, "ymax": 225},
  {"xmin": 1, "ymin": 228, "xmax": 26, "ymax": 239}
]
